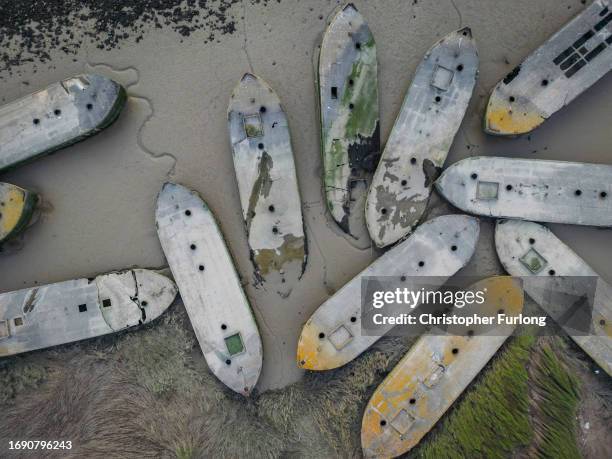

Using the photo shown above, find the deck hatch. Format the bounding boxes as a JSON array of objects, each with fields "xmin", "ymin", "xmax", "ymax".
[
  {"xmin": 476, "ymin": 181, "xmax": 499, "ymax": 200},
  {"xmin": 225, "ymin": 332, "xmax": 245, "ymax": 356},
  {"xmin": 328, "ymin": 324, "xmax": 353, "ymax": 350},
  {"xmin": 243, "ymin": 114, "xmax": 264, "ymax": 138},
  {"xmin": 519, "ymin": 248, "xmax": 548, "ymax": 274},
  {"xmin": 390, "ymin": 409, "xmax": 416, "ymax": 435},
  {"xmin": 431, "ymin": 65, "xmax": 454, "ymax": 91}
]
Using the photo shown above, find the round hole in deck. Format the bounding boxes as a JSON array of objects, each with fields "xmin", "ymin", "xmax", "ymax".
[
  {"xmin": 349, "ymin": 103, "xmax": 354, "ymax": 110},
  {"xmin": 33, "ymin": 118, "xmax": 40, "ymax": 125},
  {"xmin": 349, "ymin": 79, "xmax": 354, "ymax": 86},
  {"xmin": 471, "ymin": 173, "xmax": 478, "ymax": 180},
  {"xmin": 575, "ymin": 189, "xmax": 582, "ymax": 196},
  {"xmin": 318, "ymin": 332, "xmax": 325, "ymax": 339},
  {"xmin": 462, "ymin": 30, "xmax": 468, "ymax": 36},
  {"xmin": 185, "ymin": 210, "xmax": 191, "ymax": 216},
  {"xmin": 350, "ymin": 316, "xmax": 357, "ymax": 323},
  {"xmin": 380, "ymin": 420, "xmax": 387, "ymax": 426},
  {"xmin": 541, "ymin": 79, "xmax": 549, "ymax": 86},
  {"xmin": 451, "ymin": 245, "xmax": 457, "ymax": 251},
  {"xmin": 418, "ymin": 261, "xmax": 425, "ymax": 267},
  {"xmin": 300, "ymin": 360, "xmax": 306, "ymax": 366},
  {"xmin": 258, "ymin": 143, "xmax": 264, "ymax": 150},
  {"xmin": 529, "ymin": 238, "xmax": 535, "ymax": 244},
  {"xmin": 54, "ymin": 109, "xmax": 61, "ymax": 116},
  {"xmin": 506, "ymin": 184, "xmax": 513, "ymax": 191},
  {"xmin": 435, "ymin": 96, "xmax": 441, "ymax": 103},
  {"xmin": 509, "ymin": 96, "xmax": 516, "ymax": 102},
  {"xmin": 86, "ymin": 103, "xmax": 93, "ymax": 110},
  {"xmin": 198, "ymin": 265, "xmax": 205, "ymax": 271},
  {"xmin": 221, "ymin": 324, "xmax": 227, "ymax": 330},
  {"xmin": 400, "ymin": 275, "xmax": 407, "ymax": 282},
  {"xmin": 600, "ymin": 319, "xmax": 606, "ymax": 326},
  {"xmin": 410, "ymin": 157, "xmax": 417, "ymax": 165},
  {"xmin": 381, "ymin": 208, "xmax": 387, "ymax": 215},
  {"xmin": 452, "ymin": 348, "xmax": 459, "ymax": 355},
  {"xmin": 272, "ymin": 226, "xmax": 279, "ymax": 234},
  {"xmin": 355, "ymin": 42, "xmax": 361, "ymax": 50},
  {"xmin": 260, "ymin": 106, "xmax": 266, "ymax": 113},
  {"xmin": 467, "ymin": 330, "xmax": 474, "ymax": 337},
  {"xmin": 141, "ymin": 301, "xmax": 148, "ymax": 306},
  {"xmin": 190, "ymin": 244, "xmax": 196, "ymax": 250},
  {"xmin": 401, "ymin": 179, "xmax": 408, "ymax": 186},
  {"xmin": 268, "ymin": 205, "xmax": 275, "ymax": 212},
  {"xmin": 457, "ymin": 64, "xmax": 464, "ymax": 71},
  {"xmin": 409, "ymin": 398, "xmax": 416, "ymax": 405},
  {"xmin": 225, "ymin": 359, "xmax": 231, "ymax": 365},
  {"xmin": 600, "ymin": 191, "xmax": 608, "ymax": 198},
  {"xmin": 548, "ymin": 269, "xmax": 556, "ymax": 276}
]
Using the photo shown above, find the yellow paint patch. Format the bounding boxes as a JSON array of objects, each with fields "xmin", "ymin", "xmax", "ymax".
[
  {"xmin": 0, "ymin": 186, "xmax": 27, "ymax": 240},
  {"xmin": 485, "ymin": 105, "xmax": 545, "ymax": 136},
  {"xmin": 296, "ymin": 321, "xmax": 347, "ymax": 370},
  {"xmin": 361, "ymin": 277, "xmax": 523, "ymax": 457}
]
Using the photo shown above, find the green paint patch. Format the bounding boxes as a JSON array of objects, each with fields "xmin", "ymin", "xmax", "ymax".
[
  {"xmin": 341, "ymin": 37, "xmax": 378, "ymax": 139},
  {"xmin": 225, "ymin": 333, "xmax": 245, "ymax": 356}
]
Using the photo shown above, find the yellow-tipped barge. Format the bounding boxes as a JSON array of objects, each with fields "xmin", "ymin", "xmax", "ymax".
[
  {"xmin": 0, "ymin": 182, "xmax": 38, "ymax": 245},
  {"xmin": 361, "ymin": 276, "xmax": 524, "ymax": 458}
]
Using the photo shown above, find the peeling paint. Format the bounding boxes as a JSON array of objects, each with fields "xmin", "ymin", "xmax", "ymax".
[
  {"xmin": 319, "ymin": 4, "xmax": 380, "ymax": 241},
  {"xmin": 365, "ymin": 28, "xmax": 478, "ymax": 248},
  {"xmin": 436, "ymin": 156, "xmax": 612, "ymax": 227},
  {"xmin": 495, "ymin": 219, "xmax": 612, "ymax": 376},
  {"xmin": 0, "ymin": 74, "xmax": 126, "ymax": 172},
  {"xmin": 228, "ymin": 73, "xmax": 306, "ymax": 297},
  {"xmin": 361, "ymin": 277, "xmax": 524, "ymax": 457},
  {"xmin": 0, "ymin": 269, "xmax": 176, "ymax": 358},
  {"xmin": 296, "ymin": 215, "xmax": 479, "ymax": 370},
  {"xmin": 485, "ymin": 0, "xmax": 612, "ymax": 136}
]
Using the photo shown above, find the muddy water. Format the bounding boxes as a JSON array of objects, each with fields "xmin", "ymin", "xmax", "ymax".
[{"xmin": 0, "ymin": 0, "xmax": 610, "ymax": 391}]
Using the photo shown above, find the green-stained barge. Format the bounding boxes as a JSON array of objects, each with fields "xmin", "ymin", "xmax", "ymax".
[
  {"xmin": 318, "ymin": 4, "xmax": 380, "ymax": 242},
  {"xmin": 0, "ymin": 74, "xmax": 126, "ymax": 172}
]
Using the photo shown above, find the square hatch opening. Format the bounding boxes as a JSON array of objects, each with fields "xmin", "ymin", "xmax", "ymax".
[
  {"xmin": 431, "ymin": 65, "xmax": 454, "ymax": 91},
  {"xmin": 225, "ymin": 333, "xmax": 245, "ymax": 356},
  {"xmin": 328, "ymin": 325, "xmax": 353, "ymax": 350},
  {"xmin": 520, "ymin": 248, "xmax": 548, "ymax": 274},
  {"xmin": 243, "ymin": 114, "xmax": 264, "ymax": 138}
]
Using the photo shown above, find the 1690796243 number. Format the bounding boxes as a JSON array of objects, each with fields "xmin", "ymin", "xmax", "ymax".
[{"xmin": 8, "ymin": 440, "xmax": 72, "ymax": 450}]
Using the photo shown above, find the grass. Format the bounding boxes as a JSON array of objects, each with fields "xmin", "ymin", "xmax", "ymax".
[
  {"xmin": 0, "ymin": 310, "xmax": 591, "ymax": 458},
  {"xmin": 529, "ymin": 339, "xmax": 581, "ymax": 459},
  {"xmin": 412, "ymin": 335, "xmax": 536, "ymax": 459}
]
